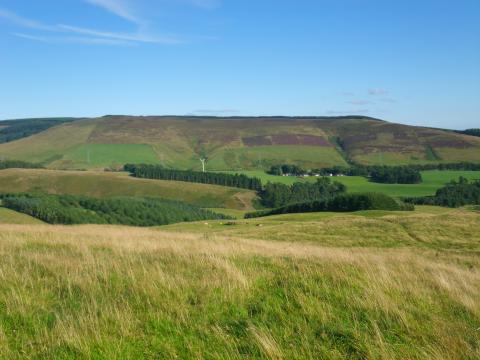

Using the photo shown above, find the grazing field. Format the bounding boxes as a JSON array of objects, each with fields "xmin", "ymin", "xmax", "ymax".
[
  {"xmin": 0, "ymin": 169, "xmax": 257, "ymax": 210},
  {"xmin": 56, "ymin": 144, "xmax": 159, "ymax": 169},
  {"xmin": 206, "ymin": 145, "xmax": 348, "ymax": 170},
  {"xmin": 333, "ymin": 170, "xmax": 480, "ymax": 197},
  {"xmin": 228, "ymin": 170, "xmax": 480, "ymax": 197},
  {"xmin": 0, "ymin": 208, "xmax": 479, "ymax": 359}
]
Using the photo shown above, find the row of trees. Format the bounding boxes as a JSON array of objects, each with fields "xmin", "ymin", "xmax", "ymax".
[
  {"xmin": 267, "ymin": 164, "xmax": 305, "ymax": 176},
  {"xmin": 455, "ymin": 129, "xmax": 480, "ymax": 137},
  {"xmin": 0, "ymin": 160, "xmax": 42, "ymax": 170},
  {"xmin": 246, "ymin": 193, "xmax": 413, "ymax": 218},
  {"xmin": 259, "ymin": 177, "xmax": 346, "ymax": 208},
  {"xmin": 405, "ymin": 177, "xmax": 480, "ymax": 207},
  {"xmin": 266, "ymin": 163, "xmax": 423, "ymax": 184},
  {"xmin": 124, "ymin": 164, "xmax": 262, "ymax": 191},
  {"xmin": 269, "ymin": 162, "xmax": 480, "ymax": 184},
  {"xmin": 315, "ymin": 162, "xmax": 480, "ymax": 177},
  {"xmin": 1, "ymin": 194, "xmax": 231, "ymax": 226},
  {"xmin": 369, "ymin": 166, "xmax": 422, "ymax": 184}
]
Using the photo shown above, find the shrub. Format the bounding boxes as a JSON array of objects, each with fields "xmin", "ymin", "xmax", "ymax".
[
  {"xmin": 245, "ymin": 193, "xmax": 413, "ymax": 218},
  {"xmin": 1, "ymin": 194, "xmax": 232, "ymax": 226}
]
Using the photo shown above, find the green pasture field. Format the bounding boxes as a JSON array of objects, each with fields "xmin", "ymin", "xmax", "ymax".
[
  {"xmin": 207, "ymin": 145, "xmax": 348, "ymax": 170},
  {"xmin": 226, "ymin": 170, "xmax": 480, "ymax": 197},
  {"xmin": 58, "ymin": 143, "xmax": 160, "ymax": 169}
]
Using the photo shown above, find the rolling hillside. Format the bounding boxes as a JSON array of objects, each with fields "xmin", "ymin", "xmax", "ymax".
[
  {"xmin": 0, "ymin": 116, "xmax": 479, "ymax": 170},
  {"xmin": 0, "ymin": 169, "xmax": 256, "ymax": 210}
]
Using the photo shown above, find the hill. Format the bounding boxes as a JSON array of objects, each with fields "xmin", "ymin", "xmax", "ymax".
[
  {"xmin": 0, "ymin": 207, "xmax": 44, "ymax": 224},
  {"xmin": 1, "ymin": 115, "xmax": 479, "ymax": 170},
  {"xmin": 0, "ymin": 207, "xmax": 478, "ymax": 358},
  {"xmin": 0, "ymin": 169, "xmax": 256, "ymax": 210}
]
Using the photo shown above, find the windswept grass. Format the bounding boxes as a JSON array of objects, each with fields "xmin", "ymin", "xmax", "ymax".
[{"xmin": 0, "ymin": 215, "xmax": 479, "ymax": 358}]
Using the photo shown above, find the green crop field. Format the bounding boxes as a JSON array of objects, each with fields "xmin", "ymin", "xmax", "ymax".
[
  {"xmin": 0, "ymin": 169, "xmax": 257, "ymax": 210},
  {"xmin": 0, "ymin": 207, "xmax": 479, "ymax": 358}
]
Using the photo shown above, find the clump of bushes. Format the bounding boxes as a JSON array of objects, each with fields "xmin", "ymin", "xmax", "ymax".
[
  {"xmin": 1, "ymin": 194, "xmax": 231, "ymax": 226},
  {"xmin": 245, "ymin": 192, "xmax": 413, "ymax": 218},
  {"xmin": 259, "ymin": 177, "xmax": 346, "ymax": 208},
  {"xmin": 0, "ymin": 160, "xmax": 42, "ymax": 170},
  {"xmin": 405, "ymin": 177, "xmax": 480, "ymax": 207}
]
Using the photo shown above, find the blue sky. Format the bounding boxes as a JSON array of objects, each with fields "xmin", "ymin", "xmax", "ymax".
[{"xmin": 0, "ymin": 0, "xmax": 478, "ymax": 129}]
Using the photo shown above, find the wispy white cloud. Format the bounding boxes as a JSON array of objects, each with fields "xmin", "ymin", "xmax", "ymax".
[
  {"xmin": 59, "ymin": 24, "xmax": 182, "ymax": 44},
  {"xmin": 347, "ymin": 100, "xmax": 371, "ymax": 105},
  {"xmin": 0, "ymin": 8, "xmax": 55, "ymax": 31},
  {"xmin": 380, "ymin": 98, "xmax": 397, "ymax": 103},
  {"xmin": 0, "ymin": 5, "xmax": 183, "ymax": 46},
  {"xmin": 368, "ymin": 88, "xmax": 389, "ymax": 96},
  {"xmin": 84, "ymin": 0, "xmax": 140, "ymax": 23},
  {"xmin": 13, "ymin": 32, "xmax": 130, "ymax": 46}
]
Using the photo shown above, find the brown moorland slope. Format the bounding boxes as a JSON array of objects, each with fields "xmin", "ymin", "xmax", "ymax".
[{"xmin": 0, "ymin": 116, "xmax": 479, "ymax": 169}]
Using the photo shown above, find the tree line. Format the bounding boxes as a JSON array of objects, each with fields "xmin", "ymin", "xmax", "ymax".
[
  {"xmin": 1, "ymin": 194, "xmax": 231, "ymax": 226},
  {"xmin": 455, "ymin": 129, "xmax": 480, "ymax": 138},
  {"xmin": 124, "ymin": 164, "xmax": 262, "ymax": 191},
  {"xmin": 246, "ymin": 193, "xmax": 413, "ymax": 218},
  {"xmin": 267, "ymin": 162, "xmax": 480, "ymax": 184},
  {"xmin": 405, "ymin": 177, "xmax": 480, "ymax": 207},
  {"xmin": 260, "ymin": 177, "xmax": 346, "ymax": 208},
  {"xmin": 315, "ymin": 162, "xmax": 480, "ymax": 176},
  {"xmin": 267, "ymin": 163, "xmax": 423, "ymax": 184},
  {"xmin": 0, "ymin": 118, "xmax": 77, "ymax": 144},
  {"xmin": 0, "ymin": 160, "xmax": 42, "ymax": 170}
]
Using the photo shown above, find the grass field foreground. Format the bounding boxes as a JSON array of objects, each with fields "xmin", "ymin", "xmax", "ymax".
[{"xmin": 0, "ymin": 217, "xmax": 478, "ymax": 359}]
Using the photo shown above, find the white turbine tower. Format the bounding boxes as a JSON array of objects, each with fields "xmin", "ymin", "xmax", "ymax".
[{"xmin": 200, "ymin": 157, "xmax": 206, "ymax": 172}]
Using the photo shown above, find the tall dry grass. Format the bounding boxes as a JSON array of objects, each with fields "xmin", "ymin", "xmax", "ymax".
[{"xmin": 0, "ymin": 223, "xmax": 478, "ymax": 359}]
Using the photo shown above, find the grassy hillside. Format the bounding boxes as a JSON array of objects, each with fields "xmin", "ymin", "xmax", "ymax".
[
  {"xmin": 0, "ymin": 118, "xmax": 79, "ymax": 144},
  {"xmin": 0, "ymin": 207, "xmax": 44, "ymax": 224},
  {"xmin": 0, "ymin": 169, "xmax": 256, "ymax": 210},
  {"xmin": 0, "ymin": 208, "xmax": 478, "ymax": 358},
  {"xmin": 1, "ymin": 116, "xmax": 479, "ymax": 169}
]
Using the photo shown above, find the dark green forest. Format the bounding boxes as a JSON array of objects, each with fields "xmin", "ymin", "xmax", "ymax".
[
  {"xmin": 260, "ymin": 177, "xmax": 346, "ymax": 208},
  {"xmin": 405, "ymin": 177, "xmax": 480, "ymax": 207},
  {"xmin": 0, "ymin": 118, "xmax": 78, "ymax": 144},
  {"xmin": 0, "ymin": 160, "xmax": 42, "ymax": 170},
  {"xmin": 125, "ymin": 164, "xmax": 262, "ymax": 191},
  {"xmin": 1, "ymin": 194, "xmax": 231, "ymax": 226},
  {"xmin": 455, "ymin": 128, "xmax": 480, "ymax": 137},
  {"xmin": 246, "ymin": 193, "xmax": 413, "ymax": 218}
]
